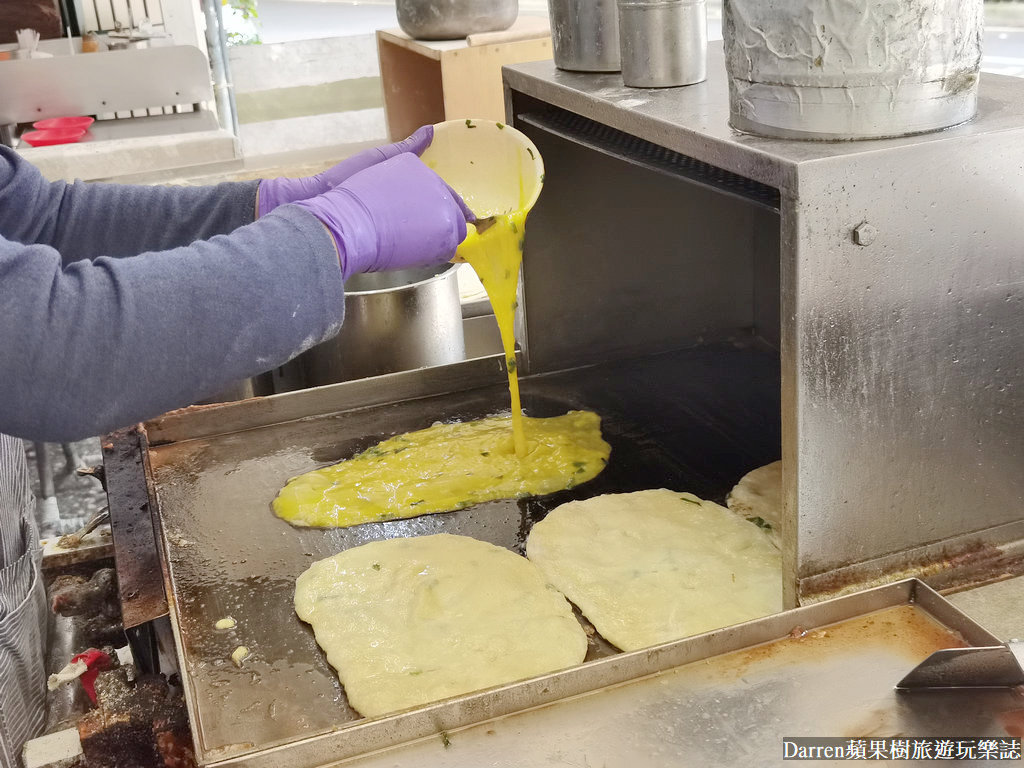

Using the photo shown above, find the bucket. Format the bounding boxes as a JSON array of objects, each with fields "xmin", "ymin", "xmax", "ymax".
[
  {"xmin": 723, "ymin": 0, "xmax": 983, "ymax": 140},
  {"xmin": 548, "ymin": 0, "xmax": 621, "ymax": 73},
  {"xmin": 300, "ymin": 263, "xmax": 465, "ymax": 386},
  {"xmin": 396, "ymin": 0, "xmax": 517, "ymax": 40},
  {"xmin": 419, "ymin": 118, "xmax": 544, "ymax": 223},
  {"xmin": 618, "ymin": 0, "xmax": 706, "ymax": 88}
]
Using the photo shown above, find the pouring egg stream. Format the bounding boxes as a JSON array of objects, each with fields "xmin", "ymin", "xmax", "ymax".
[
  {"xmin": 455, "ymin": 210, "xmax": 530, "ymax": 457},
  {"xmin": 271, "ymin": 121, "xmax": 609, "ymax": 529}
]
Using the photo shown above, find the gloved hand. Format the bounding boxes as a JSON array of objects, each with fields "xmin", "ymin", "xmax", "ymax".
[
  {"xmin": 257, "ymin": 126, "xmax": 434, "ymax": 217},
  {"xmin": 292, "ymin": 152, "xmax": 474, "ymax": 279}
]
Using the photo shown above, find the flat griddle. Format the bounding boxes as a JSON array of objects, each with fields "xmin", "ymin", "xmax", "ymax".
[{"xmin": 130, "ymin": 343, "xmax": 788, "ymax": 764}]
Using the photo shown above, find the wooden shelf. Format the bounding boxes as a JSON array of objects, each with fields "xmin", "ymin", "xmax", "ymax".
[{"xmin": 376, "ymin": 25, "xmax": 552, "ymax": 139}]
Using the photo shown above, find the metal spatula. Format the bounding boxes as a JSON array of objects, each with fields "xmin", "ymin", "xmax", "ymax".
[{"xmin": 896, "ymin": 641, "xmax": 1024, "ymax": 690}]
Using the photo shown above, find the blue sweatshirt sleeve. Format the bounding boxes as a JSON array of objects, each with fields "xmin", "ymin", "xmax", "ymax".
[
  {"xmin": 0, "ymin": 148, "xmax": 345, "ymax": 442},
  {"xmin": 0, "ymin": 146, "xmax": 260, "ymax": 262}
]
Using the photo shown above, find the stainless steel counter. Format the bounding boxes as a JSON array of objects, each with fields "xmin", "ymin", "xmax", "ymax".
[
  {"xmin": 504, "ymin": 43, "xmax": 1024, "ymax": 195},
  {"xmin": 950, "ymin": 576, "xmax": 1024, "ymax": 643},
  {"xmin": 324, "ymin": 578, "xmax": 1024, "ymax": 768},
  {"xmin": 289, "ymin": 583, "xmax": 1024, "ymax": 768},
  {"xmin": 504, "ymin": 46, "xmax": 1024, "ymax": 603}
]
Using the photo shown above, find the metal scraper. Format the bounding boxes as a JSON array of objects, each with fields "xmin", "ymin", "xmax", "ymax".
[{"xmin": 896, "ymin": 640, "xmax": 1024, "ymax": 690}]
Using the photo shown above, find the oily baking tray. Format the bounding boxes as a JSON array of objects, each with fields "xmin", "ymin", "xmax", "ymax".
[
  {"xmin": 339, "ymin": 582, "xmax": 1024, "ymax": 768},
  {"xmin": 123, "ymin": 345, "xmax": 1022, "ymax": 767},
  {"xmin": 134, "ymin": 343, "xmax": 780, "ymax": 765}
]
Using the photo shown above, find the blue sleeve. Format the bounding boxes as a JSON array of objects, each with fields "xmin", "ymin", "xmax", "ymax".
[
  {"xmin": 0, "ymin": 150, "xmax": 345, "ymax": 443},
  {"xmin": 0, "ymin": 146, "xmax": 260, "ymax": 262}
]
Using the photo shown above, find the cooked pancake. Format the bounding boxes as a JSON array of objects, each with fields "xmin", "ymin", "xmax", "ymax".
[
  {"xmin": 294, "ymin": 534, "xmax": 588, "ymax": 717},
  {"xmin": 727, "ymin": 460, "xmax": 782, "ymax": 549},
  {"xmin": 527, "ymin": 489, "xmax": 782, "ymax": 651}
]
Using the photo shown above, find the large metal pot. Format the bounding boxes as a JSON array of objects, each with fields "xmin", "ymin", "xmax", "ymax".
[
  {"xmin": 397, "ymin": 0, "xmax": 518, "ymax": 40},
  {"xmin": 618, "ymin": 0, "xmax": 706, "ymax": 87},
  {"xmin": 723, "ymin": 0, "xmax": 982, "ymax": 140},
  {"xmin": 549, "ymin": 0, "xmax": 621, "ymax": 72},
  {"xmin": 301, "ymin": 263, "xmax": 465, "ymax": 386}
]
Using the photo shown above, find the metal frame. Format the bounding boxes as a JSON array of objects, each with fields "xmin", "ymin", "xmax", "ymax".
[
  {"xmin": 0, "ymin": 45, "xmax": 214, "ymax": 144},
  {"xmin": 502, "ymin": 44, "xmax": 1024, "ymax": 606},
  {"xmin": 129, "ymin": 344, "xmax": 781, "ymax": 764},
  {"xmin": 177, "ymin": 577, "xmax": 1004, "ymax": 767},
  {"xmin": 103, "ymin": 426, "xmax": 168, "ymax": 630}
]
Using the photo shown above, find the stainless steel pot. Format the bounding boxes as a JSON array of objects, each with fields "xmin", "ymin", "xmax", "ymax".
[
  {"xmin": 301, "ymin": 263, "xmax": 466, "ymax": 386},
  {"xmin": 549, "ymin": 0, "xmax": 621, "ymax": 72},
  {"xmin": 397, "ymin": 0, "xmax": 518, "ymax": 40},
  {"xmin": 618, "ymin": 0, "xmax": 705, "ymax": 87},
  {"xmin": 723, "ymin": 0, "xmax": 982, "ymax": 139}
]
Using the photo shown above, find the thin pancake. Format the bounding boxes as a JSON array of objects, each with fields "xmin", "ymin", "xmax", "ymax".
[
  {"xmin": 527, "ymin": 489, "xmax": 782, "ymax": 652},
  {"xmin": 295, "ymin": 534, "xmax": 588, "ymax": 717}
]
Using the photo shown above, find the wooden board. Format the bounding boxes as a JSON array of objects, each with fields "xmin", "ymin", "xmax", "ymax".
[
  {"xmin": 376, "ymin": 28, "xmax": 552, "ymax": 140},
  {"xmin": 377, "ymin": 32, "xmax": 445, "ymax": 141},
  {"xmin": 440, "ymin": 37, "xmax": 551, "ymax": 125}
]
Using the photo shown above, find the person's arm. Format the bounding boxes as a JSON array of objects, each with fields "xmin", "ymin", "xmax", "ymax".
[
  {"xmin": 0, "ymin": 207, "xmax": 344, "ymax": 443},
  {"xmin": 0, "ymin": 146, "xmax": 258, "ymax": 263},
  {"xmin": 0, "ymin": 152, "xmax": 468, "ymax": 444}
]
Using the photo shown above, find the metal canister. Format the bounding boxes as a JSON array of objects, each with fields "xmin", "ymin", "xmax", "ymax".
[
  {"xmin": 617, "ymin": 0, "xmax": 706, "ymax": 88},
  {"xmin": 723, "ymin": 0, "xmax": 983, "ymax": 140},
  {"xmin": 301, "ymin": 263, "xmax": 466, "ymax": 386},
  {"xmin": 549, "ymin": 0, "xmax": 620, "ymax": 72}
]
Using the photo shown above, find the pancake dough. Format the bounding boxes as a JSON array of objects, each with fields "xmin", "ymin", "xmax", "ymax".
[
  {"xmin": 726, "ymin": 460, "xmax": 782, "ymax": 549},
  {"xmin": 526, "ymin": 489, "xmax": 782, "ymax": 652},
  {"xmin": 294, "ymin": 534, "xmax": 587, "ymax": 718}
]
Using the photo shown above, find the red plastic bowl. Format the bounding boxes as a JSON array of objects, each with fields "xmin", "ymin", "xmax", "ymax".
[
  {"xmin": 21, "ymin": 128, "xmax": 86, "ymax": 147},
  {"xmin": 33, "ymin": 116, "xmax": 95, "ymax": 130}
]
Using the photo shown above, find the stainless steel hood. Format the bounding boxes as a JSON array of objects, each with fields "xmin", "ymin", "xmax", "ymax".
[{"xmin": 503, "ymin": 42, "xmax": 1024, "ymax": 604}]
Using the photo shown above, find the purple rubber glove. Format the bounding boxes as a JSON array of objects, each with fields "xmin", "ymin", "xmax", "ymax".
[
  {"xmin": 257, "ymin": 125, "xmax": 434, "ymax": 217},
  {"xmin": 292, "ymin": 153, "xmax": 475, "ymax": 279}
]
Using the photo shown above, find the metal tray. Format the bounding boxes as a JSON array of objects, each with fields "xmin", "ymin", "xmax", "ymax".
[
  {"xmin": 127, "ymin": 344, "xmax": 788, "ymax": 765},
  {"xmin": 332, "ymin": 581, "xmax": 1022, "ymax": 768}
]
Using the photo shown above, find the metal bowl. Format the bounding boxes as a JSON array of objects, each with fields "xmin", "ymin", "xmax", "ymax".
[
  {"xmin": 396, "ymin": 0, "xmax": 518, "ymax": 40},
  {"xmin": 301, "ymin": 263, "xmax": 466, "ymax": 386}
]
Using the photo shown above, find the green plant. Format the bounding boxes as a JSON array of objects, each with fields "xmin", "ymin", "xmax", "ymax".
[
  {"xmin": 225, "ymin": 0, "xmax": 259, "ymax": 21},
  {"xmin": 223, "ymin": 0, "xmax": 261, "ymax": 45}
]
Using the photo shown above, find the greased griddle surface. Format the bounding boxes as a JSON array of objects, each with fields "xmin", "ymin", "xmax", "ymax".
[{"xmin": 149, "ymin": 343, "xmax": 780, "ymax": 760}]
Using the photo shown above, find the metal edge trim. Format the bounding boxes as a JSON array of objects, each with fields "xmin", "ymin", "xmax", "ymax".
[
  {"xmin": 102, "ymin": 427, "xmax": 170, "ymax": 629},
  {"xmin": 909, "ymin": 580, "xmax": 1004, "ymax": 648},
  {"xmin": 505, "ymin": 82, "xmax": 533, "ymax": 377},
  {"xmin": 798, "ymin": 520, "xmax": 1024, "ymax": 604},
  {"xmin": 502, "ymin": 50, "xmax": 798, "ymax": 194},
  {"xmin": 158, "ymin": 519, "xmax": 212, "ymax": 761},
  {"xmin": 144, "ymin": 355, "xmax": 509, "ymax": 446},
  {"xmin": 202, "ymin": 580, "xmax": 972, "ymax": 768},
  {"xmin": 779, "ymin": 201, "xmax": 800, "ymax": 610},
  {"xmin": 515, "ymin": 110, "xmax": 781, "ymax": 213},
  {"xmin": 729, "ymin": 109, "xmax": 978, "ymax": 143}
]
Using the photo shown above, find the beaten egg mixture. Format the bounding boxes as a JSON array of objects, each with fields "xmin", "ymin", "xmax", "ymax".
[
  {"xmin": 273, "ymin": 411, "xmax": 608, "ymax": 527},
  {"xmin": 458, "ymin": 211, "xmax": 529, "ymax": 456},
  {"xmin": 272, "ymin": 176, "xmax": 609, "ymax": 528}
]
